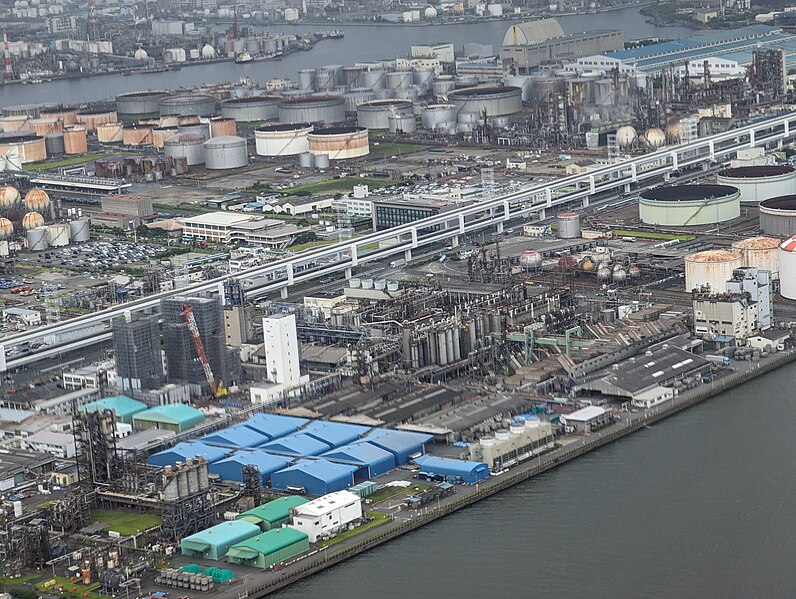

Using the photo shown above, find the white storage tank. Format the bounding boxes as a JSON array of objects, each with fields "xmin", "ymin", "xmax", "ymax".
[
  {"xmin": 421, "ymin": 104, "xmax": 457, "ymax": 130},
  {"xmin": 26, "ymin": 227, "xmax": 48, "ymax": 251},
  {"xmin": 47, "ymin": 223, "xmax": 70, "ymax": 247},
  {"xmin": 203, "ymin": 136, "xmax": 248, "ymax": 170},
  {"xmin": 557, "ymin": 212, "xmax": 580, "ymax": 239},
  {"xmin": 315, "ymin": 153, "xmax": 331, "ymax": 169},
  {"xmin": 639, "ymin": 184, "xmax": 741, "ymax": 226},
  {"xmin": 255, "ymin": 123, "xmax": 313, "ymax": 156},
  {"xmin": 69, "ymin": 219, "xmax": 90, "ymax": 242},
  {"xmin": 779, "ymin": 236, "xmax": 796, "ymax": 300},
  {"xmin": 298, "ymin": 152, "xmax": 315, "ymax": 168},
  {"xmin": 297, "ymin": 68, "xmax": 317, "ymax": 92},
  {"xmin": 164, "ymin": 133, "xmax": 206, "ymax": 165},
  {"xmin": 731, "ymin": 236, "xmax": 781, "ymax": 280},
  {"xmin": 684, "ymin": 249, "xmax": 743, "ymax": 293},
  {"xmin": 343, "ymin": 88, "xmax": 376, "ymax": 113},
  {"xmin": 361, "ymin": 69, "xmax": 386, "ymax": 90},
  {"xmin": 386, "ymin": 71, "xmax": 413, "ymax": 90},
  {"xmin": 717, "ymin": 165, "xmax": 796, "ymax": 205},
  {"xmin": 388, "ymin": 114, "xmax": 416, "ymax": 133},
  {"xmin": 277, "ymin": 95, "xmax": 345, "ymax": 125},
  {"xmin": 759, "ymin": 195, "xmax": 796, "ymax": 237},
  {"xmin": 357, "ymin": 99, "xmax": 414, "ymax": 130},
  {"xmin": 449, "ymin": 86, "xmax": 522, "ymax": 118}
]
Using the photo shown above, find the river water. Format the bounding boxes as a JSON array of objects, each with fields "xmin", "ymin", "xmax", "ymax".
[
  {"xmin": 0, "ymin": 7, "xmax": 693, "ymax": 107},
  {"xmin": 273, "ymin": 362, "xmax": 796, "ymax": 599}
]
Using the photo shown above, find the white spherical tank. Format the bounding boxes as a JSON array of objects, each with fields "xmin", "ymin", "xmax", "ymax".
[
  {"xmin": 519, "ymin": 249, "xmax": 542, "ymax": 269},
  {"xmin": 22, "ymin": 211, "xmax": 45, "ymax": 230},
  {"xmin": 731, "ymin": 236, "xmax": 781, "ymax": 280},
  {"xmin": 684, "ymin": 249, "xmax": 743, "ymax": 293},
  {"xmin": 642, "ymin": 127, "xmax": 666, "ymax": 149},
  {"xmin": 203, "ymin": 136, "xmax": 248, "ymax": 169},
  {"xmin": 201, "ymin": 44, "xmax": 216, "ymax": 59},
  {"xmin": 134, "ymin": 47, "xmax": 148, "ymax": 60},
  {"xmin": 0, "ymin": 185, "xmax": 20, "ymax": 210},
  {"xmin": 0, "ymin": 217, "xmax": 13, "ymax": 239},
  {"xmin": 24, "ymin": 187, "xmax": 50, "ymax": 212},
  {"xmin": 255, "ymin": 123, "xmax": 313, "ymax": 156},
  {"xmin": 717, "ymin": 166, "xmax": 796, "ymax": 205},
  {"xmin": 779, "ymin": 236, "xmax": 796, "ymax": 300},
  {"xmin": 424, "ymin": 6, "xmax": 437, "ymax": 17},
  {"xmin": 615, "ymin": 125, "xmax": 637, "ymax": 148}
]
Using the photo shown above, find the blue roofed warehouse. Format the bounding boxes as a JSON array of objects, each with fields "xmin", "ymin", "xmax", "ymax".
[
  {"xmin": 242, "ymin": 413, "xmax": 309, "ymax": 441},
  {"xmin": 148, "ymin": 441, "xmax": 229, "ymax": 467},
  {"xmin": 201, "ymin": 424, "xmax": 270, "ymax": 448},
  {"xmin": 358, "ymin": 428, "xmax": 434, "ymax": 465},
  {"xmin": 299, "ymin": 420, "xmax": 369, "ymax": 449},
  {"xmin": 261, "ymin": 433, "xmax": 333, "ymax": 457},
  {"xmin": 270, "ymin": 459, "xmax": 358, "ymax": 496},
  {"xmin": 209, "ymin": 449, "xmax": 289, "ymax": 485},
  {"xmin": 413, "ymin": 455, "xmax": 489, "ymax": 484},
  {"xmin": 321, "ymin": 442, "xmax": 396, "ymax": 478}
]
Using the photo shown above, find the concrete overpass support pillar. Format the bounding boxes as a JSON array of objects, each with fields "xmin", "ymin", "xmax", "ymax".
[
  {"xmin": 589, "ymin": 175, "xmax": 596, "ymax": 194},
  {"xmin": 280, "ymin": 287, "xmax": 289, "ymax": 299},
  {"xmin": 411, "ymin": 227, "xmax": 418, "ymax": 248},
  {"xmin": 452, "ymin": 234, "xmax": 460, "ymax": 247},
  {"xmin": 749, "ymin": 129, "xmax": 755, "ymax": 147},
  {"xmin": 538, "ymin": 209, "xmax": 546, "ymax": 220},
  {"xmin": 350, "ymin": 244, "xmax": 358, "ymax": 267},
  {"xmin": 458, "ymin": 214, "xmax": 465, "ymax": 234},
  {"xmin": 405, "ymin": 249, "xmax": 412, "ymax": 262},
  {"xmin": 624, "ymin": 183, "xmax": 631, "ymax": 193},
  {"xmin": 708, "ymin": 140, "xmax": 715, "ymax": 160},
  {"xmin": 217, "ymin": 282, "xmax": 226, "ymax": 306},
  {"xmin": 785, "ymin": 119, "xmax": 790, "ymax": 138},
  {"xmin": 670, "ymin": 151, "xmax": 678, "ymax": 171},
  {"xmin": 503, "ymin": 200, "xmax": 510, "ymax": 220},
  {"xmin": 0, "ymin": 344, "xmax": 5, "ymax": 373},
  {"xmin": 630, "ymin": 163, "xmax": 637, "ymax": 183},
  {"xmin": 582, "ymin": 197, "xmax": 590, "ymax": 208},
  {"xmin": 496, "ymin": 221, "xmax": 504, "ymax": 234},
  {"xmin": 345, "ymin": 267, "xmax": 352, "ymax": 279},
  {"xmin": 286, "ymin": 263, "xmax": 294, "ymax": 285},
  {"xmin": 545, "ymin": 188, "xmax": 552, "ymax": 207}
]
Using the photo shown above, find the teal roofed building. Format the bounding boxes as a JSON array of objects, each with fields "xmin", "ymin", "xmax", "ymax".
[
  {"xmin": 236, "ymin": 496, "xmax": 309, "ymax": 531},
  {"xmin": 132, "ymin": 403, "xmax": 205, "ymax": 433},
  {"xmin": 80, "ymin": 396, "xmax": 148, "ymax": 424},
  {"xmin": 179, "ymin": 520, "xmax": 260, "ymax": 560},
  {"xmin": 226, "ymin": 528, "xmax": 309, "ymax": 569}
]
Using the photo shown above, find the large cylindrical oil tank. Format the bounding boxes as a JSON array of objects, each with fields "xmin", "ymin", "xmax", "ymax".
[
  {"xmin": 357, "ymin": 99, "xmax": 414, "ymax": 130},
  {"xmin": 685, "ymin": 249, "xmax": 743, "ymax": 293},
  {"xmin": 343, "ymin": 89, "xmax": 376, "ymax": 113},
  {"xmin": 122, "ymin": 125, "xmax": 154, "ymax": 146},
  {"xmin": 209, "ymin": 117, "xmax": 237, "ymax": 138},
  {"xmin": 47, "ymin": 223, "xmax": 70, "ymax": 247},
  {"xmin": 413, "ymin": 69, "xmax": 435, "ymax": 92},
  {"xmin": 342, "ymin": 66, "xmax": 365, "ymax": 87},
  {"xmin": 433, "ymin": 77, "xmax": 456, "ymax": 96},
  {"xmin": 115, "ymin": 90, "xmax": 169, "ymax": 115},
  {"xmin": 63, "ymin": 125, "xmax": 88, "ymax": 155},
  {"xmin": 255, "ymin": 123, "xmax": 313, "ymax": 156},
  {"xmin": 0, "ymin": 115, "xmax": 29, "ymax": 132},
  {"xmin": 639, "ymin": 184, "xmax": 741, "ymax": 226},
  {"xmin": 557, "ymin": 212, "xmax": 580, "ymax": 239},
  {"xmin": 26, "ymin": 227, "xmax": 48, "ymax": 251},
  {"xmin": 0, "ymin": 134, "xmax": 46, "ymax": 164},
  {"xmin": 2, "ymin": 104, "xmax": 41, "ymax": 118},
  {"xmin": 449, "ymin": 86, "xmax": 522, "ymax": 118},
  {"xmin": 164, "ymin": 133, "xmax": 206, "ymax": 165},
  {"xmin": 44, "ymin": 132, "xmax": 65, "ymax": 155},
  {"xmin": 503, "ymin": 75, "xmax": 533, "ymax": 101},
  {"xmin": 386, "ymin": 71, "xmax": 413, "ymax": 90},
  {"xmin": 760, "ymin": 195, "xmax": 796, "ymax": 237},
  {"xmin": 297, "ymin": 68, "xmax": 317, "ymax": 92},
  {"xmin": 277, "ymin": 96, "xmax": 345, "ymax": 125},
  {"xmin": 315, "ymin": 65, "xmax": 343, "ymax": 91},
  {"xmin": 361, "ymin": 69, "xmax": 386, "ymax": 90},
  {"xmin": 779, "ymin": 236, "xmax": 796, "ymax": 299},
  {"xmin": 307, "ymin": 126, "xmax": 369, "ymax": 160},
  {"xmin": 203, "ymin": 136, "xmax": 248, "ymax": 169},
  {"xmin": 393, "ymin": 86, "xmax": 420, "ymax": 102},
  {"xmin": 178, "ymin": 115, "xmax": 201, "ymax": 126},
  {"xmin": 97, "ymin": 122, "xmax": 124, "ymax": 143},
  {"xmin": 28, "ymin": 118, "xmax": 62, "ymax": 136},
  {"xmin": 76, "ymin": 109, "xmax": 117, "ymax": 132},
  {"xmin": 69, "ymin": 219, "xmax": 90, "ymax": 242},
  {"xmin": 220, "ymin": 96, "xmax": 280, "ymax": 122},
  {"xmin": 421, "ymin": 104, "xmax": 457, "ymax": 130},
  {"xmin": 731, "ymin": 236, "xmax": 781, "ymax": 279},
  {"xmin": 39, "ymin": 106, "xmax": 78, "ymax": 125},
  {"xmin": 388, "ymin": 114, "xmax": 416, "ymax": 133},
  {"xmin": 152, "ymin": 127, "xmax": 178, "ymax": 148},
  {"xmin": 178, "ymin": 122, "xmax": 210, "ymax": 140},
  {"xmin": 717, "ymin": 166, "xmax": 796, "ymax": 204},
  {"xmin": 158, "ymin": 94, "xmax": 216, "ymax": 117}
]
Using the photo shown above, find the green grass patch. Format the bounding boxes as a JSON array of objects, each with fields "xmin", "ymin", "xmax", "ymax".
[
  {"xmin": 316, "ymin": 511, "xmax": 391, "ymax": 548},
  {"xmin": 24, "ymin": 153, "xmax": 109, "ymax": 172},
  {"xmin": 613, "ymin": 229, "xmax": 695, "ymax": 241},
  {"xmin": 367, "ymin": 483, "xmax": 430, "ymax": 504},
  {"xmin": 269, "ymin": 177, "xmax": 395, "ymax": 196},
  {"xmin": 90, "ymin": 509, "xmax": 161, "ymax": 536},
  {"xmin": 35, "ymin": 576, "xmax": 111, "ymax": 599},
  {"xmin": 369, "ymin": 142, "xmax": 427, "ymax": 159},
  {"xmin": 288, "ymin": 239, "xmax": 336, "ymax": 252},
  {"xmin": 357, "ymin": 242, "xmax": 379, "ymax": 254},
  {"xmin": 0, "ymin": 573, "xmax": 41, "ymax": 585},
  {"xmin": 154, "ymin": 202, "xmax": 213, "ymax": 215}
]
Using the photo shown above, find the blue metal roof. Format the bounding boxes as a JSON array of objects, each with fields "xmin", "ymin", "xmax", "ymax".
[
  {"xmin": 242, "ymin": 413, "xmax": 309, "ymax": 441},
  {"xmin": 413, "ymin": 455, "xmax": 489, "ymax": 484},
  {"xmin": 357, "ymin": 429, "xmax": 433, "ymax": 464},
  {"xmin": 148, "ymin": 441, "xmax": 229, "ymax": 467},
  {"xmin": 200, "ymin": 424, "xmax": 270, "ymax": 448},
  {"xmin": 299, "ymin": 421, "xmax": 369, "ymax": 449},
  {"xmin": 208, "ymin": 449, "xmax": 289, "ymax": 484},
  {"xmin": 270, "ymin": 459, "xmax": 358, "ymax": 496},
  {"xmin": 321, "ymin": 443, "xmax": 396, "ymax": 477},
  {"xmin": 261, "ymin": 433, "xmax": 333, "ymax": 456}
]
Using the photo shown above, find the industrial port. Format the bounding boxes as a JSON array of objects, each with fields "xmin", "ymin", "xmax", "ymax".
[{"xmin": 5, "ymin": 7, "xmax": 796, "ymax": 599}]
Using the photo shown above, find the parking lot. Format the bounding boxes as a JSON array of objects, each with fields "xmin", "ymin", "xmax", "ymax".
[{"xmin": 18, "ymin": 240, "xmax": 167, "ymax": 273}]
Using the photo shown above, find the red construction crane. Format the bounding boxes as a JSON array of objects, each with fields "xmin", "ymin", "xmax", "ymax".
[{"xmin": 180, "ymin": 303, "xmax": 226, "ymax": 398}]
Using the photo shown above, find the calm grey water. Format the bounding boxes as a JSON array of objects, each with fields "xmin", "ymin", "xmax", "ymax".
[
  {"xmin": 274, "ymin": 362, "xmax": 796, "ymax": 599},
  {"xmin": 0, "ymin": 7, "xmax": 693, "ymax": 106}
]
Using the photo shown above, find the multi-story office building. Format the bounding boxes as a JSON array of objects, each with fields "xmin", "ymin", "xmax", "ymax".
[{"xmin": 112, "ymin": 314, "xmax": 164, "ymax": 391}]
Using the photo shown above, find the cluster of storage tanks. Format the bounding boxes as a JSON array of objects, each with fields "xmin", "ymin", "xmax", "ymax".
[
  {"xmin": 0, "ymin": 185, "xmax": 90, "ymax": 252},
  {"xmin": 0, "ymin": 105, "xmax": 90, "ymax": 163},
  {"xmin": 296, "ymin": 65, "xmax": 437, "ymax": 102},
  {"xmin": 519, "ymin": 244, "xmax": 641, "ymax": 283},
  {"xmin": 684, "ymin": 236, "xmax": 783, "ymax": 293}
]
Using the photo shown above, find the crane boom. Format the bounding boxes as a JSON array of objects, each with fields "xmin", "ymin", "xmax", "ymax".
[{"xmin": 179, "ymin": 303, "xmax": 218, "ymax": 397}]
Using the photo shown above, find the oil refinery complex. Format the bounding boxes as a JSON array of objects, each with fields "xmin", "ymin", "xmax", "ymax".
[{"xmin": 7, "ymin": 12, "xmax": 796, "ymax": 599}]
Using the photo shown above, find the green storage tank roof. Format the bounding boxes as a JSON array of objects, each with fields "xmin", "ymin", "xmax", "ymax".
[
  {"xmin": 133, "ymin": 403, "xmax": 205, "ymax": 430},
  {"xmin": 80, "ymin": 396, "xmax": 148, "ymax": 424},
  {"xmin": 228, "ymin": 527, "xmax": 308, "ymax": 558},
  {"xmin": 237, "ymin": 496, "xmax": 308, "ymax": 526}
]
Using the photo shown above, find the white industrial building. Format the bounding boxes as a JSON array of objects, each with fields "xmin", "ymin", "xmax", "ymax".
[
  {"xmin": 288, "ymin": 490, "xmax": 362, "ymax": 542},
  {"xmin": 2, "ymin": 307, "xmax": 42, "ymax": 327},
  {"xmin": 181, "ymin": 212, "xmax": 303, "ymax": 249},
  {"xmin": 263, "ymin": 313, "xmax": 301, "ymax": 386},
  {"xmin": 20, "ymin": 430, "xmax": 76, "ymax": 459},
  {"xmin": 559, "ymin": 406, "xmax": 611, "ymax": 434},
  {"xmin": 468, "ymin": 418, "xmax": 554, "ymax": 470}
]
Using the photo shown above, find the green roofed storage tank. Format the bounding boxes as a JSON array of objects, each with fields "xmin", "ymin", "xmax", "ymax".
[
  {"xmin": 227, "ymin": 528, "xmax": 309, "ymax": 569},
  {"xmin": 236, "ymin": 496, "xmax": 309, "ymax": 531},
  {"xmin": 80, "ymin": 395, "xmax": 147, "ymax": 424},
  {"xmin": 132, "ymin": 403, "xmax": 205, "ymax": 433}
]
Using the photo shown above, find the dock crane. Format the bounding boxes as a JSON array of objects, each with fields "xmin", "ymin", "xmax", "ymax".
[{"xmin": 180, "ymin": 303, "xmax": 227, "ymax": 398}]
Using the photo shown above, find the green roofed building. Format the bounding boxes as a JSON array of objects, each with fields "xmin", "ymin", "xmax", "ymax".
[
  {"xmin": 133, "ymin": 403, "xmax": 205, "ymax": 433},
  {"xmin": 80, "ymin": 396, "xmax": 148, "ymax": 424},
  {"xmin": 227, "ymin": 528, "xmax": 309, "ymax": 569},
  {"xmin": 179, "ymin": 520, "xmax": 260, "ymax": 560},
  {"xmin": 236, "ymin": 496, "xmax": 309, "ymax": 532}
]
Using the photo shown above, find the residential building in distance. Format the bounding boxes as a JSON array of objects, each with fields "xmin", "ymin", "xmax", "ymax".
[
  {"xmin": 263, "ymin": 312, "xmax": 302, "ymax": 386},
  {"xmin": 112, "ymin": 314, "xmax": 164, "ymax": 391}
]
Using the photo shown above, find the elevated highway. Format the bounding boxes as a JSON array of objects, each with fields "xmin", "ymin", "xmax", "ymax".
[{"xmin": 2, "ymin": 112, "xmax": 795, "ymax": 372}]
